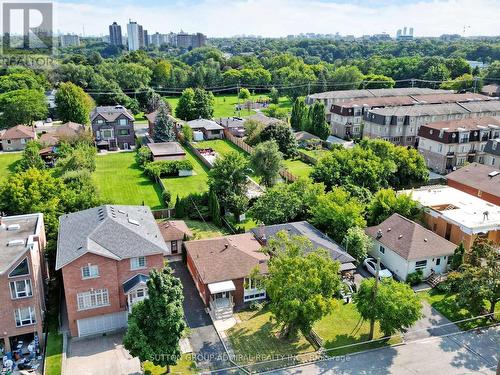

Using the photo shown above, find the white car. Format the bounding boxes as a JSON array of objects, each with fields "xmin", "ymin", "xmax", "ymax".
[{"xmin": 363, "ymin": 257, "xmax": 393, "ymax": 279}]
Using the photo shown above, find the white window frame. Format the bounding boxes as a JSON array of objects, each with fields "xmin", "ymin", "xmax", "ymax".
[
  {"xmin": 415, "ymin": 260, "xmax": 428, "ymax": 270},
  {"xmin": 118, "ymin": 118, "xmax": 127, "ymax": 126},
  {"xmin": 10, "ymin": 279, "xmax": 33, "ymax": 299},
  {"xmin": 243, "ymin": 277, "xmax": 266, "ymax": 302},
  {"xmin": 77, "ymin": 289, "xmax": 110, "ymax": 311},
  {"xmin": 130, "ymin": 257, "xmax": 146, "ymax": 270},
  {"xmin": 379, "ymin": 245, "xmax": 385, "ymax": 254},
  {"xmin": 81, "ymin": 264, "xmax": 100, "ymax": 280},
  {"xmin": 8, "ymin": 258, "xmax": 30, "ymax": 278},
  {"xmin": 14, "ymin": 306, "xmax": 36, "ymax": 327}
]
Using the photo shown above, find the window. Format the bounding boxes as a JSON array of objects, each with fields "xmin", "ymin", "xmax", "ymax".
[
  {"xmin": 7, "ymin": 139, "xmax": 12, "ymax": 144},
  {"xmin": 436, "ymin": 258, "xmax": 441, "ymax": 266},
  {"xmin": 20, "ymin": 138, "xmax": 26, "ymax": 144},
  {"xmin": 10, "ymin": 279, "xmax": 33, "ymax": 299},
  {"xmin": 130, "ymin": 257, "xmax": 146, "ymax": 270},
  {"xmin": 77, "ymin": 289, "xmax": 109, "ymax": 310},
  {"xmin": 171, "ymin": 241, "xmax": 178, "ymax": 254},
  {"xmin": 415, "ymin": 260, "xmax": 427, "ymax": 270},
  {"xmin": 492, "ymin": 157, "xmax": 496, "ymax": 166},
  {"xmin": 438, "ymin": 144, "xmax": 443, "ymax": 153},
  {"xmin": 118, "ymin": 118, "xmax": 127, "ymax": 126},
  {"xmin": 244, "ymin": 277, "xmax": 266, "ymax": 302},
  {"xmin": 97, "ymin": 119, "xmax": 104, "ymax": 124},
  {"xmin": 102, "ymin": 129, "xmax": 113, "ymax": 139},
  {"xmin": 9, "ymin": 258, "xmax": 29, "ymax": 278},
  {"xmin": 81, "ymin": 265, "xmax": 99, "ymax": 279},
  {"xmin": 15, "ymin": 306, "xmax": 36, "ymax": 327},
  {"xmin": 379, "ymin": 245, "xmax": 385, "ymax": 254},
  {"xmin": 118, "ymin": 129, "xmax": 129, "ymax": 136}
]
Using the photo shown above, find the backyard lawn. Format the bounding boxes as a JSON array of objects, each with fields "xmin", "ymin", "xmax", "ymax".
[
  {"xmin": 419, "ymin": 290, "xmax": 497, "ymax": 330},
  {"xmin": 313, "ymin": 302, "xmax": 401, "ymax": 356},
  {"xmin": 0, "ymin": 153, "xmax": 21, "ymax": 182},
  {"xmin": 161, "ymin": 146, "xmax": 210, "ymax": 202},
  {"xmin": 143, "ymin": 354, "xmax": 197, "ymax": 374},
  {"xmin": 283, "ymin": 158, "xmax": 314, "ymax": 179},
  {"xmin": 228, "ymin": 307, "xmax": 317, "ymax": 371},
  {"xmin": 193, "ymin": 139, "xmax": 247, "ymax": 157},
  {"xmin": 93, "ymin": 152, "xmax": 164, "ymax": 209},
  {"xmin": 184, "ymin": 219, "xmax": 228, "ymax": 239},
  {"xmin": 300, "ymin": 148, "xmax": 330, "ymax": 160}
]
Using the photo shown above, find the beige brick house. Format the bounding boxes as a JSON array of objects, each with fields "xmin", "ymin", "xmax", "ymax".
[{"xmin": 0, "ymin": 125, "xmax": 36, "ymax": 151}]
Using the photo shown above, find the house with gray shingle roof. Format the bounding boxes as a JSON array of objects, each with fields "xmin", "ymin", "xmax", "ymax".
[
  {"xmin": 56, "ymin": 205, "xmax": 168, "ymax": 337},
  {"xmin": 90, "ymin": 105, "xmax": 135, "ymax": 151}
]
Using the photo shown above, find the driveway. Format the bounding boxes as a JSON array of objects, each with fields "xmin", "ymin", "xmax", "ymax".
[
  {"xmin": 66, "ymin": 332, "xmax": 140, "ymax": 375},
  {"xmin": 271, "ymin": 325, "xmax": 500, "ymax": 375},
  {"xmin": 170, "ymin": 261, "xmax": 231, "ymax": 371}
]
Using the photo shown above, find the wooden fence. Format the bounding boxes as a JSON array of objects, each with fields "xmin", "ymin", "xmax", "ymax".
[{"xmin": 151, "ymin": 207, "xmax": 175, "ymax": 219}]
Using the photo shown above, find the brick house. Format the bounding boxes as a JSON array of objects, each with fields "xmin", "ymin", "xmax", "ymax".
[
  {"xmin": 445, "ymin": 163, "xmax": 500, "ymax": 205},
  {"xmin": 55, "ymin": 205, "xmax": 168, "ymax": 337},
  {"xmin": 90, "ymin": 105, "xmax": 135, "ymax": 151},
  {"xmin": 185, "ymin": 233, "xmax": 268, "ymax": 320},
  {"xmin": 0, "ymin": 213, "xmax": 47, "ymax": 354},
  {"xmin": 399, "ymin": 186, "xmax": 500, "ymax": 249},
  {"xmin": 0, "ymin": 125, "xmax": 36, "ymax": 151},
  {"xmin": 157, "ymin": 220, "xmax": 192, "ymax": 256},
  {"xmin": 144, "ymin": 110, "xmax": 178, "ymax": 140}
]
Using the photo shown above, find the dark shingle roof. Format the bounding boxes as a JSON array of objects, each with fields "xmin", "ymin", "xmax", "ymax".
[
  {"xmin": 365, "ymin": 213, "xmax": 456, "ymax": 260},
  {"xmin": 56, "ymin": 205, "xmax": 168, "ymax": 270},
  {"xmin": 158, "ymin": 220, "xmax": 192, "ymax": 241},
  {"xmin": 90, "ymin": 105, "xmax": 134, "ymax": 122},
  {"xmin": 251, "ymin": 221, "xmax": 355, "ymax": 264},
  {"xmin": 123, "ymin": 273, "xmax": 149, "ymax": 293}
]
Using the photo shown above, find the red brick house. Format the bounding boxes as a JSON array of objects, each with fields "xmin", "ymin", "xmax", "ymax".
[
  {"xmin": 445, "ymin": 162, "xmax": 500, "ymax": 205},
  {"xmin": 185, "ymin": 233, "xmax": 268, "ymax": 320},
  {"xmin": 56, "ymin": 205, "xmax": 168, "ymax": 337},
  {"xmin": 0, "ymin": 213, "xmax": 47, "ymax": 354}
]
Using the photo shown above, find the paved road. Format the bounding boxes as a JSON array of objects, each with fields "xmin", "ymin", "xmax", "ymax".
[
  {"xmin": 404, "ymin": 300, "xmax": 460, "ymax": 341},
  {"xmin": 270, "ymin": 325, "xmax": 500, "ymax": 375},
  {"xmin": 170, "ymin": 261, "xmax": 231, "ymax": 371},
  {"xmin": 66, "ymin": 332, "xmax": 141, "ymax": 375}
]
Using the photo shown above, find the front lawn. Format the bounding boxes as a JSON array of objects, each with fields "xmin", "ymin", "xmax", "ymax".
[
  {"xmin": 44, "ymin": 331, "xmax": 63, "ymax": 375},
  {"xmin": 228, "ymin": 307, "xmax": 316, "ymax": 371},
  {"xmin": 283, "ymin": 158, "xmax": 314, "ymax": 179},
  {"xmin": 143, "ymin": 354, "xmax": 197, "ymax": 374},
  {"xmin": 93, "ymin": 152, "xmax": 164, "ymax": 209},
  {"xmin": 420, "ymin": 290, "xmax": 497, "ymax": 330},
  {"xmin": 314, "ymin": 302, "xmax": 401, "ymax": 356},
  {"xmin": 161, "ymin": 146, "xmax": 210, "ymax": 202},
  {"xmin": 184, "ymin": 219, "xmax": 228, "ymax": 239},
  {"xmin": 0, "ymin": 152, "xmax": 21, "ymax": 182}
]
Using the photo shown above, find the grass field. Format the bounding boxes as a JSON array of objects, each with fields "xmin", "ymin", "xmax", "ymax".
[
  {"xmin": 0, "ymin": 153, "xmax": 21, "ymax": 182},
  {"xmin": 93, "ymin": 152, "xmax": 164, "ymax": 209},
  {"xmin": 283, "ymin": 158, "xmax": 314, "ymax": 179},
  {"xmin": 161, "ymin": 146, "xmax": 210, "ymax": 202},
  {"xmin": 184, "ymin": 219, "xmax": 228, "ymax": 239},
  {"xmin": 228, "ymin": 307, "xmax": 316, "ymax": 370},
  {"xmin": 193, "ymin": 139, "xmax": 247, "ymax": 157},
  {"xmin": 44, "ymin": 331, "xmax": 63, "ymax": 375},
  {"xmin": 164, "ymin": 94, "xmax": 292, "ymax": 119},
  {"xmin": 420, "ymin": 290, "xmax": 497, "ymax": 330},
  {"xmin": 314, "ymin": 302, "xmax": 401, "ymax": 356},
  {"xmin": 143, "ymin": 354, "xmax": 197, "ymax": 374},
  {"xmin": 300, "ymin": 148, "xmax": 330, "ymax": 160}
]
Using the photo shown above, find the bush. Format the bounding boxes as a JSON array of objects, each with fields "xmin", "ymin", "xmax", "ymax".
[
  {"xmin": 162, "ymin": 189, "xmax": 172, "ymax": 206},
  {"xmin": 136, "ymin": 146, "xmax": 152, "ymax": 167},
  {"xmin": 181, "ymin": 125, "xmax": 193, "ymax": 142},
  {"xmin": 406, "ymin": 270, "xmax": 424, "ymax": 286},
  {"xmin": 249, "ymin": 301, "xmax": 265, "ymax": 311},
  {"xmin": 143, "ymin": 159, "xmax": 193, "ymax": 179},
  {"xmin": 174, "ymin": 192, "xmax": 210, "ymax": 220}
]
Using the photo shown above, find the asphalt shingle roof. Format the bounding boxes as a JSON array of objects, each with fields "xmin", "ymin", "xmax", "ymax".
[
  {"xmin": 90, "ymin": 105, "xmax": 134, "ymax": 122},
  {"xmin": 1, "ymin": 125, "xmax": 36, "ymax": 140},
  {"xmin": 55, "ymin": 205, "xmax": 168, "ymax": 270},
  {"xmin": 122, "ymin": 273, "xmax": 149, "ymax": 293},
  {"xmin": 446, "ymin": 162, "xmax": 500, "ymax": 198}
]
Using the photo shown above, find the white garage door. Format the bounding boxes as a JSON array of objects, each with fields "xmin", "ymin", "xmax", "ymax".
[{"xmin": 77, "ymin": 312, "xmax": 128, "ymax": 337}]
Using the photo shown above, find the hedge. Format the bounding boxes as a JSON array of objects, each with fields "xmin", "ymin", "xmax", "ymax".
[{"xmin": 143, "ymin": 159, "xmax": 193, "ymax": 178}]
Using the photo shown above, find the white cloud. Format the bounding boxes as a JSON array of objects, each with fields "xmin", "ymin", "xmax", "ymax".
[{"xmin": 52, "ymin": 0, "xmax": 500, "ymax": 37}]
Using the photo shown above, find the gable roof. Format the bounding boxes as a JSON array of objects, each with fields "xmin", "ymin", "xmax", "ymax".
[
  {"xmin": 294, "ymin": 131, "xmax": 321, "ymax": 142},
  {"xmin": 55, "ymin": 122, "xmax": 86, "ymax": 137},
  {"xmin": 186, "ymin": 118, "xmax": 224, "ymax": 131},
  {"xmin": 251, "ymin": 221, "xmax": 355, "ymax": 264},
  {"xmin": 158, "ymin": 220, "xmax": 192, "ymax": 241},
  {"xmin": 90, "ymin": 105, "xmax": 134, "ymax": 122},
  {"xmin": 247, "ymin": 112, "xmax": 282, "ymax": 126},
  {"xmin": 1, "ymin": 125, "xmax": 36, "ymax": 140},
  {"xmin": 122, "ymin": 273, "xmax": 149, "ymax": 293},
  {"xmin": 56, "ymin": 205, "xmax": 168, "ymax": 270},
  {"xmin": 365, "ymin": 213, "xmax": 456, "ymax": 260},
  {"xmin": 39, "ymin": 133, "xmax": 59, "ymax": 146},
  {"xmin": 446, "ymin": 162, "xmax": 500, "ymax": 198},
  {"xmin": 144, "ymin": 110, "xmax": 176, "ymax": 124},
  {"xmin": 185, "ymin": 233, "xmax": 267, "ymax": 284}
]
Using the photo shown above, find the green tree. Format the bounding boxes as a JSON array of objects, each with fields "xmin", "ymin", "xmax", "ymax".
[
  {"xmin": 208, "ymin": 187, "xmax": 222, "ymax": 227},
  {"xmin": 329, "ymin": 66, "xmax": 364, "ymax": 90},
  {"xmin": 56, "ymin": 143, "xmax": 97, "ymax": 174},
  {"xmin": 55, "ymin": 82, "xmax": 94, "ymax": 125},
  {"xmin": 152, "ymin": 60, "xmax": 172, "ymax": 87},
  {"xmin": 290, "ymin": 97, "xmax": 307, "ymax": 131},
  {"xmin": 153, "ymin": 104, "xmax": 176, "ymax": 142},
  {"xmin": 262, "ymin": 104, "xmax": 288, "ymax": 120},
  {"xmin": 181, "ymin": 124, "xmax": 193, "ymax": 142},
  {"xmin": 238, "ymin": 87, "xmax": 251, "ymax": 100},
  {"xmin": 362, "ymin": 74, "xmax": 395, "ymax": 89},
  {"xmin": 307, "ymin": 102, "xmax": 330, "ymax": 140},
  {"xmin": 259, "ymin": 123, "xmax": 298, "ymax": 158},
  {"xmin": 193, "ymin": 88, "xmax": 215, "ymax": 119},
  {"xmin": 366, "ymin": 189, "xmax": 421, "ymax": 226},
  {"xmin": 269, "ymin": 87, "xmax": 280, "ymax": 104},
  {"xmin": 440, "ymin": 73, "xmax": 478, "ymax": 92},
  {"xmin": 16, "ymin": 141, "xmax": 45, "ymax": 171},
  {"xmin": 123, "ymin": 267, "xmax": 186, "ymax": 374},
  {"xmin": 244, "ymin": 119, "xmax": 265, "ymax": 146},
  {"xmin": 450, "ymin": 242, "xmax": 465, "ymax": 271},
  {"xmin": 0, "ymin": 89, "xmax": 48, "ymax": 127},
  {"xmin": 0, "ymin": 71, "xmax": 45, "ymax": 93},
  {"xmin": 250, "ymin": 140, "xmax": 283, "ymax": 187},
  {"xmin": 355, "ymin": 278, "xmax": 422, "ymax": 338},
  {"xmin": 61, "ymin": 169, "xmax": 102, "ymax": 213},
  {"xmin": 208, "ymin": 152, "xmax": 249, "ymax": 215},
  {"xmin": 310, "ymin": 187, "xmax": 366, "ymax": 244},
  {"xmin": 344, "ymin": 226, "xmax": 372, "ymax": 263},
  {"xmin": 175, "ymin": 88, "xmax": 195, "ymax": 120},
  {"xmin": 264, "ymin": 231, "xmax": 341, "ymax": 336}
]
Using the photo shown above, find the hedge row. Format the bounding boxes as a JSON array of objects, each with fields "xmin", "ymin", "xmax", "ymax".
[{"xmin": 143, "ymin": 159, "xmax": 193, "ymax": 178}]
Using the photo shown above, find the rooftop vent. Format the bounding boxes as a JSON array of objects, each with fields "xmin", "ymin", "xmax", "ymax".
[
  {"xmin": 376, "ymin": 229, "xmax": 382, "ymax": 239},
  {"xmin": 488, "ymin": 171, "xmax": 500, "ymax": 178},
  {"xmin": 128, "ymin": 218, "xmax": 140, "ymax": 226},
  {"xmin": 387, "ymin": 227, "xmax": 391, "ymax": 232},
  {"xmin": 7, "ymin": 224, "xmax": 21, "ymax": 231},
  {"xmin": 424, "ymin": 238, "xmax": 428, "ymax": 242},
  {"xmin": 8, "ymin": 239, "xmax": 25, "ymax": 246},
  {"xmin": 398, "ymin": 234, "xmax": 403, "ymax": 239}
]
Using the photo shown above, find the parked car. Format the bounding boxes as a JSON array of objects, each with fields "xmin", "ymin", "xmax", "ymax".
[
  {"xmin": 339, "ymin": 279, "xmax": 356, "ymax": 303},
  {"xmin": 363, "ymin": 257, "xmax": 393, "ymax": 279}
]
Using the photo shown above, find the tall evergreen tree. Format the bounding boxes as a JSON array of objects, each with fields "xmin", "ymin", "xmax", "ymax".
[
  {"xmin": 123, "ymin": 268, "xmax": 186, "ymax": 373},
  {"xmin": 290, "ymin": 97, "xmax": 306, "ymax": 130},
  {"xmin": 208, "ymin": 187, "xmax": 222, "ymax": 226},
  {"xmin": 153, "ymin": 103, "xmax": 176, "ymax": 142},
  {"xmin": 308, "ymin": 102, "xmax": 330, "ymax": 140}
]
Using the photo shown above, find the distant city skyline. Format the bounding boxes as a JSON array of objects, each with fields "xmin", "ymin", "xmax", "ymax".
[{"xmin": 49, "ymin": 0, "xmax": 499, "ymax": 38}]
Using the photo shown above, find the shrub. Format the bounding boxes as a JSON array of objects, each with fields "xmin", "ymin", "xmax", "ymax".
[
  {"xmin": 174, "ymin": 192, "xmax": 210, "ymax": 220},
  {"xmin": 249, "ymin": 301, "xmax": 265, "ymax": 311},
  {"xmin": 136, "ymin": 146, "xmax": 152, "ymax": 167},
  {"xmin": 406, "ymin": 270, "xmax": 424, "ymax": 286},
  {"xmin": 143, "ymin": 160, "xmax": 193, "ymax": 179},
  {"xmin": 162, "ymin": 189, "xmax": 172, "ymax": 206},
  {"xmin": 182, "ymin": 125, "xmax": 193, "ymax": 142}
]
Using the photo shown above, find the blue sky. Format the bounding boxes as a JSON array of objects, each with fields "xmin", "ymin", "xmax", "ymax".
[{"xmin": 45, "ymin": 0, "xmax": 500, "ymax": 37}]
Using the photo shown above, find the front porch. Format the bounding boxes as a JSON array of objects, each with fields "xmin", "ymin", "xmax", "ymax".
[{"xmin": 208, "ymin": 281, "xmax": 235, "ymax": 320}]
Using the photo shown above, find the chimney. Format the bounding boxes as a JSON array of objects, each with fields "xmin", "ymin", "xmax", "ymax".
[
  {"xmin": 483, "ymin": 211, "xmax": 489, "ymax": 221},
  {"xmin": 376, "ymin": 229, "xmax": 382, "ymax": 239},
  {"xmin": 258, "ymin": 223, "xmax": 267, "ymax": 245}
]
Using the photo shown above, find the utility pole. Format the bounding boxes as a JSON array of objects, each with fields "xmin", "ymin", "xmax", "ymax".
[
  {"xmin": 236, "ymin": 81, "xmax": 241, "ymax": 117},
  {"xmin": 369, "ymin": 257, "xmax": 381, "ymax": 340},
  {"xmin": 473, "ymin": 77, "xmax": 478, "ymax": 93}
]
